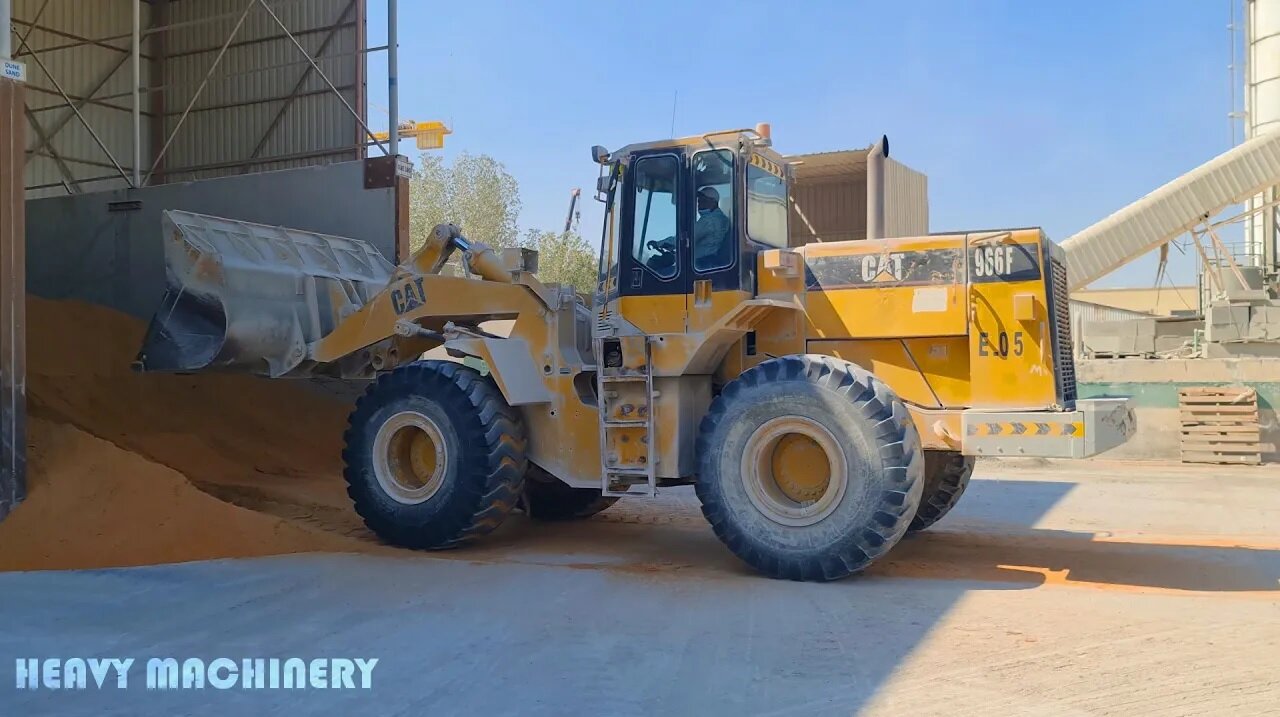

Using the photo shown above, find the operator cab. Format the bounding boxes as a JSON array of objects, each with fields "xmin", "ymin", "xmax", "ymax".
[{"xmin": 591, "ymin": 127, "xmax": 791, "ymax": 334}]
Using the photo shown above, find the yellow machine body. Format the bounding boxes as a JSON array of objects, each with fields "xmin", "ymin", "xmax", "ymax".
[{"xmin": 137, "ymin": 130, "xmax": 1132, "ymax": 496}]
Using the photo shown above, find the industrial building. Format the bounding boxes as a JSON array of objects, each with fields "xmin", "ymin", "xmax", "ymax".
[{"xmin": 0, "ymin": 0, "xmax": 416, "ymax": 520}]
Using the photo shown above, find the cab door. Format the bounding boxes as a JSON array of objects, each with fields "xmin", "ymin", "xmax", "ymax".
[
  {"xmin": 612, "ymin": 150, "xmax": 690, "ymax": 335},
  {"xmin": 686, "ymin": 147, "xmax": 748, "ymax": 334}
]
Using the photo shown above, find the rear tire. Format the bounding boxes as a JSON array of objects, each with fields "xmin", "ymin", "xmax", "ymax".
[
  {"xmin": 343, "ymin": 360, "xmax": 526, "ymax": 549},
  {"xmin": 908, "ymin": 451, "xmax": 974, "ymax": 532},
  {"xmin": 695, "ymin": 355, "xmax": 923, "ymax": 581},
  {"xmin": 522, "ymin": 465, "xmax": 618, "ymax": 521}
]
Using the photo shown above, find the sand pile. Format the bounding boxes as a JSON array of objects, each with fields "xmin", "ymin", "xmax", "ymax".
[
  {"xmin": 0, "ymin": 297, "xmax": 384, "ymax": 570},
  {"xmin": 0, "ymin": 418, "xmax": 371, "ymax": 571}
]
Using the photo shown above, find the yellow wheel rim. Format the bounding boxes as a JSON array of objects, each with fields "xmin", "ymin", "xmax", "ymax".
[
  {"xmin": 741, "ymin": 416, "xmax": 847, "ymax": 526},
  {"xmin": 373, "ymin": 410, "xmax": 447, "ymax": 505}
]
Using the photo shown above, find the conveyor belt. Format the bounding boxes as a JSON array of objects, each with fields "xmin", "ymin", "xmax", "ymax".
[{"xmin": 1061, "ymin": 130, "xmax": 1280, "ymax": 290}]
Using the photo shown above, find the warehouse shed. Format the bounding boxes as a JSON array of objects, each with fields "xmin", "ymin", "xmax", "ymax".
[
  {"xmin": 2, "ymin": 0, "xmax": 409, "ymax": 520},
  {"xmin": 19, "ymin": 0, "xmax": 373, "ymax": 196},
  {"xmin": 787, "ymin": 147, "xmax": 929, "ymax": 245}
]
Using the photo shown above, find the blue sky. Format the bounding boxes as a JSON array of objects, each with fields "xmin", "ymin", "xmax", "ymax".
[{"xmin": 366, "ymin": 1, "xmax": 1239, "ymax": 288}]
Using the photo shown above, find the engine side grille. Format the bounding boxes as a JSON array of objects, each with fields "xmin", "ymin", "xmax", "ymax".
[{"xmin": 1049, "ymin": 257, "xmax": 1077, "ymax": 404}]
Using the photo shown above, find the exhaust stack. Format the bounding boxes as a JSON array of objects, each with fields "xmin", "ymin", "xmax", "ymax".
[{"xmin": 866, "ymin": 135, "xmax": 889, "ymax": 241}]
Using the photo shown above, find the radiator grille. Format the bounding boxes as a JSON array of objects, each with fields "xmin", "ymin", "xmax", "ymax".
[{"xmin": 1049, "ymin": 258, "xmax": 1077, "ymax": 404}]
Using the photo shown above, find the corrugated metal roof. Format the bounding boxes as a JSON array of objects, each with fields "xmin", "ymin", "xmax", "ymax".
[
  {"xmin": 161, "ymin": 0, "xmax": 361, "ymax": 180},
  {"xmin": 18, "ymin": 0, "xmax": 149, "ymax": 197},
  {"xmin": 19, "ymin": 0, "xmax": 365, "ymax": 196},
  {"xmin": 786, "ymin": 148, "xmax": 869, "ymax": 181}
]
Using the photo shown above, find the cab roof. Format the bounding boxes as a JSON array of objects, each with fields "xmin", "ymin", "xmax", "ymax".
[{"xmin": 609, "ymin": 129, "xmax": 790, "ymax": 170}]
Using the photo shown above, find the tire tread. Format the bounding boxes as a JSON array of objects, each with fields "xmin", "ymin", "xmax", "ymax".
[
  {"xmin": 342, "ymin": 360, "xmax": 526, "ymax": 549},
  {"xmin": 694, "ymin": 354, "xmax": 923, "ymax": 581}
]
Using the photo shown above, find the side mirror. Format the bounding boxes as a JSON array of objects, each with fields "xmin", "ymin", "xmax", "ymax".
[
  {"xmin": 596, "ymin": 174, "xmax": 611, "ymax": 194},
  {"xmin": 591, "ymin": 145, "xmax": 610, "ymax": 164}
]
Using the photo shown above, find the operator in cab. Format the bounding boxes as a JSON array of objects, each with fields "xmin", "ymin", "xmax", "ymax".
[{"xmin": 693, "ymin": 186, "xmax": 731, "ymax": 269}]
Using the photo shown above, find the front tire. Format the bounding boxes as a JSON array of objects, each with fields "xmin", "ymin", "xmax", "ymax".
[
  {"xmin": 695, "ymin": 355, "xmax": 923, "ymax": 581},
  {"xmin": 343, "ymin": 360, "xmax": 526, "ymax": 549}
]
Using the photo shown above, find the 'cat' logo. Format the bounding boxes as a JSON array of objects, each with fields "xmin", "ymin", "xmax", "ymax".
[
  {"xmin": 391, "ymin": 277, "xmax": 427, "ymax": 315},
  {"xmin": 861, "ymin": 253, "xmax": 904, "ymax": 282}
]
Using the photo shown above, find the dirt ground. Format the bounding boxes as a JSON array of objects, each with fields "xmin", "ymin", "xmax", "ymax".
[{"xmin": 3, "ymin": 460, "xmax": 1277, "ymax": 715}]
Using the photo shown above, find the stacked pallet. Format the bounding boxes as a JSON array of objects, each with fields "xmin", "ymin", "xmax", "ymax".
[{"xmin": 1178, "ymin": 386, "xmax": 1262, "ymax": 465}]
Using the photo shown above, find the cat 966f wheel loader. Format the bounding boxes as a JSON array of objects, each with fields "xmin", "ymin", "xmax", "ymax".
[{"xmin": 136, "ymin": 127, "xmax": 1134, "ymax": 581}]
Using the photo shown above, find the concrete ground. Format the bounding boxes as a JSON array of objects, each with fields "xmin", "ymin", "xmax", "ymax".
[{"xmin": 2, "ymin": 459, "xmax": 1278, "ymax": 716}]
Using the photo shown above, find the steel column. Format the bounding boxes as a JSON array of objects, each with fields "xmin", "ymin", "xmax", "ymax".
[
  {"xmin": 132, "ymin": 0, "xmax": 142, "ymax": 187},
  {"xmin": 355, "ymin": 0, "xmax": 367, "ymax": 158},
  {"xmin": 0, "ymin": 75, "xmax": 25, "ymax": 522},
  {"xmin": 149, "ymin": 0, "xmax": 168, "ymax": 184},
  {"xmin": 1, "ymin": 0, "xmax": 12, "ymax": 59},
  {"xmin": 387, "ymin": 0, "xmax": 399, "ymax": 155}
]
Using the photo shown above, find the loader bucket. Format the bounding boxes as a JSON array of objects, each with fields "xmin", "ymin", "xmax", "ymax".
[{"xmin": 136, "ymin": 210, "xmax": 395, "ymax": 377}]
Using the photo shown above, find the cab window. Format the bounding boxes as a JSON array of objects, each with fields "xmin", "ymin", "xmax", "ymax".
[
  {"xmin": 692, "ymin": 149, "xmax": 734, "ymax": 272},
  {"xmin": 629, "ymin": 155, "xmax": 680, "ymax": 280},
  {"xmin": 746, "ymin": 161, "xmax": 788, "ymax": 248}
]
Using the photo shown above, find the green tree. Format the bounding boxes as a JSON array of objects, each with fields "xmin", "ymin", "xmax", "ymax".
[
  {"xmin": 524, "ymin": 229, "xmax": 598, "ymax": 293},
  {"xmin": 408, "ymin": 152, "xmax": 522, "ymax": 251}
]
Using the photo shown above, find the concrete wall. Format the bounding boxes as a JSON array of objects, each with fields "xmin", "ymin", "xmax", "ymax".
[
  {"xmin": 1072, "ymin": 286, "xmax": 1199, "ymax": 316},
  {"xmin": 1079, "ymin": 358, "xmax": 1280, "ymax": 462},
  {"xmin": 26, "ymin": 160, "xmax": 395, "ymax": 319}
]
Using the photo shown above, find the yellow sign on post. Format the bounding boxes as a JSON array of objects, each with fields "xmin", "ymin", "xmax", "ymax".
[
  {"xmin": 374, "ymin": 120, "xmax": 451, "ymax": 150},
  {"xmin": 412, "ymin": 121, "xmax": 451, "ymax": 150}
]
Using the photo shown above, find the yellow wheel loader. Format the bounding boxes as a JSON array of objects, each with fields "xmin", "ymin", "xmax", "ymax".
[{"xmin": 135, "ymin": 128, "xmax": 1134, "ymax": 581}]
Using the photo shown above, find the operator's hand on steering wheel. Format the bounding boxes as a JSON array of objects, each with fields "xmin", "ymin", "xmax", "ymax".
[{"xmin": 646, "ymin": 236, "xmax": 676, "ymax": 255}]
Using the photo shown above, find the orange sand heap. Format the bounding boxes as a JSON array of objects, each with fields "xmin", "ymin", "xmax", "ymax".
[{"xmin": 0, "ymin": 297, "xmax": 385, "ymax": 570}]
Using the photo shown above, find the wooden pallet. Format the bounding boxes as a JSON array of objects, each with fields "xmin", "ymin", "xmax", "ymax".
[{"xmin": 1179, "ymin": 386, "xmax": 1262, "ymax": 465}]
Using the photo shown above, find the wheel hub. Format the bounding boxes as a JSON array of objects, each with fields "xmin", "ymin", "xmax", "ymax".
[
  {"xmin": 741, "ymin": 416, "xmax": 847, "ymax": 527},
  {"xmin": 373, "ymin": 410, "xmax": 447, "ymax": 505}
]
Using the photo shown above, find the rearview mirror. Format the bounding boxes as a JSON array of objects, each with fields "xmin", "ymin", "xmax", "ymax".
[{"xmin": 591, "ymin": 145, "xmax": 610, "ymax": 164}]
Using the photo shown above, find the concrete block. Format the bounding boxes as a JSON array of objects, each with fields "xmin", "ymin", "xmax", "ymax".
[
  {"xmin": 1205, "ymin": 304, "xmax": 1251, "ymax": 342},
  {"xmin": 1082, "ymin": 318, "xmax": 1157, "ymax": 356}
]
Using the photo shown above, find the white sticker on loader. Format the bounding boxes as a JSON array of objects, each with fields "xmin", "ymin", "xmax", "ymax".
[{"xmin": 912, "ymin": 286, "xmax": 948, "ymax": 313}]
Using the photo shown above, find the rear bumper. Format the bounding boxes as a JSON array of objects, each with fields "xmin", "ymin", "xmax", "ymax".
[{"xmin": 961, "ymin": 398, "xmax": 1135, "ymax": 459}]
